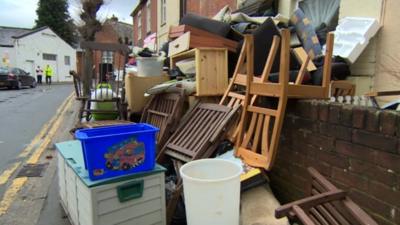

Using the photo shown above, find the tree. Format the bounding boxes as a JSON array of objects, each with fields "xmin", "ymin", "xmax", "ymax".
[
  {"xmin": 35, "ymin": 0, "xmax": 76, "ymax": 45},
  {"xmin": 79, "ymin": 0, "xmax": 104, "ymax": 95}
]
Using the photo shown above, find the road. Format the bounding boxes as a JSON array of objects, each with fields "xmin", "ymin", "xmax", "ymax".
[{"xmin": 0, "ymin": 84, "xmax": 73, "ymax": 174}]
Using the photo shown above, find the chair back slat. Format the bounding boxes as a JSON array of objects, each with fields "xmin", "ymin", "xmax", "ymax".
[
  {"xmin": 141, "ymin": 90, "xmax": 185, "ymax": 149},
  {"xmin": 161, "ymin": 103, "xmax": 237, "ymax": 163}
]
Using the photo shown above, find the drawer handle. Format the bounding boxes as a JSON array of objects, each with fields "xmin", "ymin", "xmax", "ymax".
[
  {"xmin": 67, "ymin": 158, "xmax": 77, "ymax": 164},
  {"xmin": 174, "ymin": 44, "xmax": 180, "ymax": 48},
  {"xmin": 117, "ymin": 180, "xmax": 144, "ymax": 202}
]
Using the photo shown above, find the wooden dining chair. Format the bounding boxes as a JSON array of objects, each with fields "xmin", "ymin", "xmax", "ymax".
[
  {"xmin": 140, "ymin": 89, "xmax": 185, "ymax": 150},
  {"xmin": 235, "ymin": 30, "xmax": 291, "ymax": 170}
]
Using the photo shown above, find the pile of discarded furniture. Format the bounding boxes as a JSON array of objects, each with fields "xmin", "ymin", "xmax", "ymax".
[{"xmin": 61, "ymin": 1, "xmax": 382, "ymax": 224}]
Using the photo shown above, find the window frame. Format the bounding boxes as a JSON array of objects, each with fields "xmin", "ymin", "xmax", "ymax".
[
  {"xmin": 101, "ymin": 51, "xmax": 114, "ymax": 64},
  {"xmin": 64, "ymin": 56, "xmax": 71, "ymax": 66},
  {"xmin": 137, "ymin": 10, "xmax": 142, "ymax": 41},
  {"xmin": 161, "ymin": 0, "xmax": 166, "ymax": 26},
  {"xmin": 146, "ymin": 1, "xmax": 151, "ymax": 34}
]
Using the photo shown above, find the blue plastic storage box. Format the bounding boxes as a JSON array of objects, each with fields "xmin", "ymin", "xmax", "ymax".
[{"xmin": 75, "ymin": 123, "xmax": 159, "ymax": 181}]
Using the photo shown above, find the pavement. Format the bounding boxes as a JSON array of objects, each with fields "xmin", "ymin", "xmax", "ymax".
[{"xmin": 0, "ymin": 84, "xmax": 77, "ymax": 225}]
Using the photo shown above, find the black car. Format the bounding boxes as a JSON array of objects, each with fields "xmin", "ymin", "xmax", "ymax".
[{"xmin": 0, "ymin": 67, "xmax": 37, "ymax": 89}]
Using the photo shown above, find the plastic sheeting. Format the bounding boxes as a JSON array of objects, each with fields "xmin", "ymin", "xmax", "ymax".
[{"xmin": 299, "ymin": 0, "xmax": 340, "ymax": 29}]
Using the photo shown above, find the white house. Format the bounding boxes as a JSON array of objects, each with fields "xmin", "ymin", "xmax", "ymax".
[{"xmin": 0, "ymin": 26, "xmax": 76, "ymax": 82}]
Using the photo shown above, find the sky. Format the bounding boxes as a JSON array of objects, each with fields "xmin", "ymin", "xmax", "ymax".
[{"xmin": 0, "ymin": 0, "xmax": 139, "ymax": 28}]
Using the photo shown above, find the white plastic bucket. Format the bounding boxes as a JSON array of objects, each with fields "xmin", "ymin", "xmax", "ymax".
[
  {"xmin": 136, "ymin": 57, "xmax": 163, "ymax": 77},
  {"xmin": 180, "ymin": 159, "xmax": 242, "ymax": 225}
]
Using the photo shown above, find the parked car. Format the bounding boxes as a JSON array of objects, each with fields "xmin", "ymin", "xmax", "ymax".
[{"xmin": 0, "ymin": 67, "xmax": 37, "ymax": 89}]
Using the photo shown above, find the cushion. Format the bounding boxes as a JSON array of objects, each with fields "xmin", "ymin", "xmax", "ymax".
[
  {"xmin": 291, "ymin": 8, "xmax": 322, "ymax": 58},
  {"xmin": 180, "ymin": 13, "xmax": 232, "ymax": 38},
  {"xmin": 252, "ymin": 18, "xmax": 300, "ymax": 75}
]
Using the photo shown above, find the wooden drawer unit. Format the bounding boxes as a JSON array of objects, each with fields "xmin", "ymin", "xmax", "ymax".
[
  {"xmin": 57, "ymin": 141, "xmax": 167, "ymax": 225},
  {"xmin": 170, "ymin": 48, "xmax": 228, "ymax": 96},
  {"xmin": 168, "ymin": 25, "xmax": 238, "ymax": 57}
]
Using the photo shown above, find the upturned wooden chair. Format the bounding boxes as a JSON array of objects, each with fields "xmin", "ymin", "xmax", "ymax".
[
  {"xmin": 140, "ymin": 89, "xmax": 185, "ymax": 150},
  {"xmin": 275, "ymin": 167, "xmax": 378, "ymax": 225},
  {"xmin": 234, "ymin": 30, "xmax": 290, "ymax": 170},
  {"xmin": 219, "ymin": 35, "xmax": 281, "ymax": 142}
]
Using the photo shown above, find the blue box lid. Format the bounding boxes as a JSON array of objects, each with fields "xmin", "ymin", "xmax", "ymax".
[{"xmin": 56, "ymin": 141, "xmax": 166, "ymax": 188}]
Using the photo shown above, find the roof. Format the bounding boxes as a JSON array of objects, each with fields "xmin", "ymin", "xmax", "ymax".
[
  {"xmin": 0, "ymin": 26, "xmax": 31, "ymax": 47},
  {"xmin": 104, "ymin": 19, "xmax": 133, "ymax": 44},
  {"xmin": 13, "ymin": 26, "xmax": 49, "ymax": 39},
  {"xmin": 130, "ymin": 0, "xmax": 147, "ymax": 17}
]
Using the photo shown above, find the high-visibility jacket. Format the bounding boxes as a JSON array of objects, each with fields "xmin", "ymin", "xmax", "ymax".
[{"xmin": 45, "ymin": 66, "xmax": 53, "ymax": 77}]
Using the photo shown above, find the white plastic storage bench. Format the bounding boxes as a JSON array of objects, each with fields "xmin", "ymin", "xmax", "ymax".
[{"xmin": 57, "ymin": 141, "xmax": 166, "ymax": 225}]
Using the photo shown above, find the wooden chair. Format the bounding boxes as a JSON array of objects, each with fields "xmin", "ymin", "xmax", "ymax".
[
  {"xmin": 234, "ymin": 30, "xmax": 290, "ymax": 170},
  {"xmin": 365, "ymin": 90, "xmax": 400, "ymax": 108},
  {"xmin": 234, "ymin": 29, "xmax": 333, "ymax": 170},
  {"xmin": 330, "ymin": 80, "xmax": 356, "ymax": 97},
  {"xmin": 78, "ymin": 42, "xmax": 130, "ymax": 121},
  {"xmin": 140, "ymin": 89, "xmax": 185, "ymax": 150},
  {"xmin": 219, "ymin": 35, "xmax": 281, "ymax": 142},
  {"xmin": 275, "ymin": 167, "xmax": 378, "ymax": 225}
]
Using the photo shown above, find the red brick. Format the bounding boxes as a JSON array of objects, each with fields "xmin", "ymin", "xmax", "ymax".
[
  {"xmin": 376, "ymin": 151, "xmax": 400, "ymax": 173},
  {"xmin": 370, "ymin": 214, "xmax": 398, "ymax": 225},
  {"xmin": 295, "ymin": 101, "xmax": 313, "ymax": 119},
  {"xmin": 379, "ymin": 111, "xmax": 398, "ymax": 136},
  {"xmin": 349, "ymin": 158, "xmax": 397, "ymax": 187},
  {"xmin": 308, "ymin": 133, "xmax": 335, "ymax": 151},
  {"xmin": 349, "ymin": 189, "xmax": 396, "ymax": 222},
  {"xmin": 319, "ymin": 123, "xmax": 352, "ymax": 141},
  {"xmin": 369, "ymin": 181, "xmax": 400, "ymax": 208},
  {"xmin": 332, "ymin": 167, "xmax": 368, "ymax": 191},
  {"xmin": 318, "ymin": 103, "xmax": 329, "ymax": 121},
  {"xmin": 309, "ymin": 101, "xmax": 319, "ymax": 121},
  {"xmin": 352, "ymin": 107, "xmax": 366, "ymax": 129},
  {"xmin": 329, "ymin": 104, "xmax": 341, "ymax": 124},
  {"xmin": 352, "ymin": 130, "xmax": 397, "ymax": 153},
  {"xmin": 365, "ymin": 108, "xmax": 380, "ymax": 132},
  {"xmin": 335, "ymin": 141, "xmax": 377, "ymax": 163},
  {"xmin": 340, "ymin": 105, "xmax": 353, "ymax": 127},
  {"xmin": 317, "ymin": 151, "xmax": 349, "ymax": 169}
]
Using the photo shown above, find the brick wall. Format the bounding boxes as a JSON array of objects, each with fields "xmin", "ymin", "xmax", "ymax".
[
  {"xmin": 132, "ymin": 0, "xmax": 157, "ymax": 47},
  {"xmin": 186, "ymin": 0, "xmax": 237, "ymax": 18},
  {"xmin": 94, "ymin": 23, "xmax": 125, "ymax": 72},
  {"xmin": 270, "ymin": 100, "xmax": 400, "ymax": 225}
]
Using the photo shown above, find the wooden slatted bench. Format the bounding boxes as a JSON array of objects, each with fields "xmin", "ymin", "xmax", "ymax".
[{"xmin": 275, "ymin": 167, "xmax": 378, "ymax": 225}]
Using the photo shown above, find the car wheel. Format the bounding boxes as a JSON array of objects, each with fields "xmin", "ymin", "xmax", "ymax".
[
  {"xmin": 7, "ymin": 86, "xmax": 12, "ymax": 90},
  {"xmin": 15, "ymin": 81, "xmax": 22, "ymax": 90},
  {"xmin": 30, "ymin": 81, "xmax": 37, "ymax": 88}
]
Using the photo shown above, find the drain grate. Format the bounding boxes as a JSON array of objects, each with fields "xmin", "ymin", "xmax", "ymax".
[{"xmin": 16, "ymin": 163, "xmax": 48, "ymax": 177}]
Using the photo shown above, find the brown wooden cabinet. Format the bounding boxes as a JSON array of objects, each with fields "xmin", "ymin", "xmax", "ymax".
[{"xmin": 170, "ymin": 48, "xmax": 228, "ymax": 96}]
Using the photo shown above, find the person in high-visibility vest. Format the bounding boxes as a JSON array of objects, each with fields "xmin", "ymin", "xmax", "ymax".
[{"xmin": 44, "ymin": 64, "xmax": 53, "ymax": 85}]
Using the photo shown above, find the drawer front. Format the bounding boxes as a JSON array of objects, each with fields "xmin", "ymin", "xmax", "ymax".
[
  {"xmin": 168, "ymin": 32, "xmax": 190, "ymax": 57},
  {"xmin": 94, "ymin": 173, "xmax": 166, "ymax": 225}
]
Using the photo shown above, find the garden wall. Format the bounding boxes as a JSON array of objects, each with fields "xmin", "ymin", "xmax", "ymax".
[{"xmin": 270, "ymin": 100, "xmax": 400, "ymax": 225}]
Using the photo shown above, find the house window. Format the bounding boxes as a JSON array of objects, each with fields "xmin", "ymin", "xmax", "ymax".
[
  {"xmin": 64, "ymin": 56, "xmax": 70, "ymax": 65},
  {"xmin": 146, "ymin": 1, "xmax": 151, "ymax": 33},
  {"xmin": 161, "ymin": 0, "xmax": 166, "ymax": 25},
  {"xmin": 43, "ymin": 53, "xmax": 56, "ymax": 61},
  {"xmin": 102, "ymin": 51, "xmax": 113, "ymax": 63},
  {"xmin": 137, "ymin": 10, "xmax": 142, "ymax": 40}
]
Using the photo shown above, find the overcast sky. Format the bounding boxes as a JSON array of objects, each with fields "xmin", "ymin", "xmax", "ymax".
[{"xmin": 0, "ymin": 0, "xmax": 139, "ymax": 28}]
